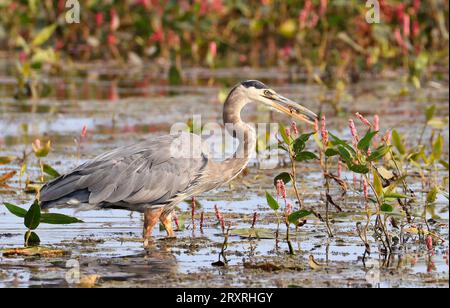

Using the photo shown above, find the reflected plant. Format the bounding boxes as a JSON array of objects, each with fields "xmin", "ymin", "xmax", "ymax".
[{"xmin": 3, "ymin": 201, "xmax": 83, "ymax": 247}]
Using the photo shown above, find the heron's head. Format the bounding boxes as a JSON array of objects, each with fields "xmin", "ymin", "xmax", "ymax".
[{"xmin": 239, "ymin": 80, "xmax": 318, "ymax": 125}]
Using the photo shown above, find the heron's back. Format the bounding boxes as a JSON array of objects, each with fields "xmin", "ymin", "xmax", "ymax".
[{"xmin": 40, "ymin": 132, "xmax": 209, "ymax": 212}]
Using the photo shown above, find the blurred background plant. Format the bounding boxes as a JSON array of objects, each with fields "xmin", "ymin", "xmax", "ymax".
[{"xmin": 0, "ymin": 0, "xmax": 448, "ymax": 97}]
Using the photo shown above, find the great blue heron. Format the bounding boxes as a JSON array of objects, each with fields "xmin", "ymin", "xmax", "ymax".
[{"xmin": 39, "ymin": 80, "xmax": 317, "ymax": 241}]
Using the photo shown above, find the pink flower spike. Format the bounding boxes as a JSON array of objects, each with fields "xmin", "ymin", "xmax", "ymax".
[
  {"xmin": 320, "ymin": 115, "xmax": 329, "ymax": 146},
  {"xmin": 363, "ymin": 178, "xmax": 369, "ymax": 200},
  {"xmin": 81, "ymin": 125, "xmax": 88, "ymax": 139},
  {"xmin": 209, "ymin": 41, "xmax": 217, "ymax": 59},
  {"xmin": 373, "ymin": 115, "xmax": 380, "ymax": 132},
  {"xmin": 348, "ymin": 119, "xmax": 359, "ymax": 146},
  {"xmin": 426, "ymin": 235, "xmax": 433, "ymax": 251},
  {"xmin": 285, "ymin": 127, "xmax": 291, "ymax": 138},
  {"xmin": 382, "ymin": 129, "xmax": 391, "ymax": 144},
  {"xmin": 355, "ymin": 112, "xmax": 372, "ymax": 128},
  {"xmin": 403, "ymin": 14, "xmax": 410, "ymax": 37},
  {"xmin": 291, "ymin": 121, "xmax": 298, "ymax": 135}
]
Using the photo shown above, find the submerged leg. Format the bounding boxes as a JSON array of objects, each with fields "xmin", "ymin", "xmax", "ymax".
[
  {"xmin": 143, "ymin": 207, "xmax": 164, "ymax": 240},
  {"xmin": 160, "ymin": 212, "xmax": 175, "ymax": 238}
]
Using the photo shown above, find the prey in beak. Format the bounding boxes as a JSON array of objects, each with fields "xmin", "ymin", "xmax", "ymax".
[{"xmin": 262, "ymin": 90, "xmax": 318, "ymax": 125}]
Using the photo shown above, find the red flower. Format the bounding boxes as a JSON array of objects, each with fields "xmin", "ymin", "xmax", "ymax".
[
  {"xmin": 95, "ymin": 12, "xmax": 104, "ymax": 27},
  {"xmin": 355, "ymin": 112, "xmax": 372, "ymax": 128},
  {"xmin": 320, "ymin": 115, "xmax": 329, "ymax": 146},
  {"xmin": 81, "ymin": 125, "xmax": 87, "ymax": 139}
]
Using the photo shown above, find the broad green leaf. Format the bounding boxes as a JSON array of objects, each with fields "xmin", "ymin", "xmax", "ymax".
[
  {"xmin": 432, "ymin": 134, "xmax": 443, "ymax": 161},
  {"xmin": 427, "ymin": 187, "xmax": 439, "ymax": 204},
  {"xmin": 278, "ymin": 123, "xmax": 291, "ymax": 145},
  {"xmin": 24, "ymin": 200, "xmax": 41, "ymax": 230},
  {"xmin": 325, "ymin": 148, "xmax": 339, "ymax": 157},
  {"xmin": 350, "ymin": 164, "xmax": 369, "ymax": 174},
  {"xmin": 384, "ymin": 192, "xmax": 409, "ymax": 199},
  {"xmin": 392, "ymin": 130, "xmax": 406, "ymax": 155},
  {"xmin": 329, "ymin": 133, "xmax": 356, "ymax": 154},
  {"xmin": 295, "ymin": 151, "xmax": 318, "ymax": 162},
  {"xmin": 373, "ymin": 170, "xmax": 383, "ymax": 197},
  {"xmin": 358, "ymin": 130, "xmax": 378, "ymax": 152},
  {"xmin": 40, "ymin": 213, "xmax": 84, "ymax": 224},
  {"xmin": 273, "ymin": 172, "xmax": 292, "ymax": 186},
  {"xmin": 32, "ymin": 24, "xmax": 57, "ymax": 47},
  {"xmin": 42, "ymin": 164, "xmax": 60, "ymax": 178},
  {"xmin": 3, "ymin": 203, "xmax": 27, "ymax": 218},
  {"xmin": 288, "ymin": 210, "xmax": 312, "ymax": 224},
  {"xmin": 293, "ymin": 133, "xmax": 313, "ymax": 155},
  {"xmin": 265, "ymin": 192, "xmax": 279, "ymax": 211},
  {"xmin": 425, "ymin": 105, "xmax": 436, "ymax": 122},
  {"xmin": 380, "ymin": 204, "xmax": 394, "ymax": 212},
  {"xmin": 367, "ymin": 146, "xmax": 391, "ymax": 161},
  {"xmin": 337, "ymin": 145, "xmax": 353, "ymax": 163}
]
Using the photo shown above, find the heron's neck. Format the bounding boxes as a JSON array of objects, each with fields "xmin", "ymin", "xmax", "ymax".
[{"xmin": 223, "ymin": 88, "xmax": 256, "ymax": 166}]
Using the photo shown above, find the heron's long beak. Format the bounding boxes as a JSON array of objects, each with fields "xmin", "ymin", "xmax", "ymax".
[{"xmin": 266, "ymin": 93, "xmax": 318, "ymax": 125}]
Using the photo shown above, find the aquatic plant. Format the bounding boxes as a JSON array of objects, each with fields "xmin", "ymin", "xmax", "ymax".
[{"xmin": 3, "ymin": 201, "xmax": 83, "ymax": 247}]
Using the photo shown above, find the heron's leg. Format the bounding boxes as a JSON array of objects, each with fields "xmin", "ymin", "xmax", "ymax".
[
  {"xmin": 160, "ymin": 212, "xmax": 175, "ymax": 238},
  {"xmin": 143, "ymin": 207, "xmax": 164, "ymax": 240}
]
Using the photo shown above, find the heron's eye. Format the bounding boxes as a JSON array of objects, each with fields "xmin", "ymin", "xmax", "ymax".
[{"xmin": 264, "ymin": 90, "xmax": 272, "ymax": 97}]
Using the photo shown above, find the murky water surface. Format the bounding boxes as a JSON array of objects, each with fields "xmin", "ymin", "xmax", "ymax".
[{"xmin": 0, "ymin": 61, "xmax": 448, "ymax": 288}]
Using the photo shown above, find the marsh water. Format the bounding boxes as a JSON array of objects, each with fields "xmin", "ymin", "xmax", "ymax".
[{"xmin": 0, "ymin": 62, "xmax": 448, "ymax": 288}]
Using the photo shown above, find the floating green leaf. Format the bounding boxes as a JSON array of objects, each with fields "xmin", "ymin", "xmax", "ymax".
[{"xmin": 265, "ymin": 192, "xmax": 279, "ymax": 211}]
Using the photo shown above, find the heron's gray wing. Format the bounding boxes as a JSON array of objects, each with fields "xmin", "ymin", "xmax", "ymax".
[{"xmin": 40, "ymin": 133, "xmax": 208, "ymax": 209}]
